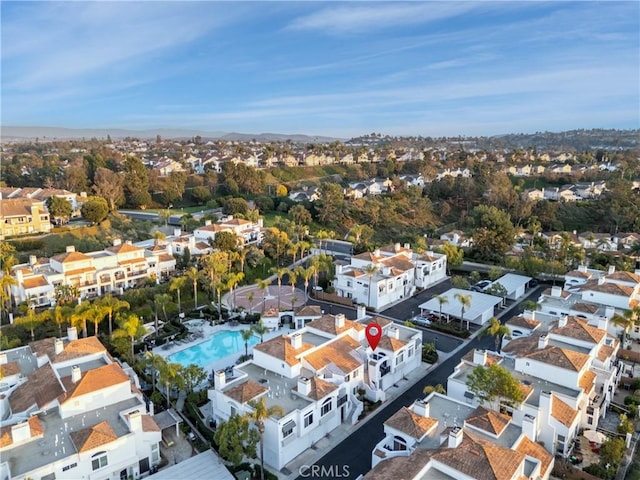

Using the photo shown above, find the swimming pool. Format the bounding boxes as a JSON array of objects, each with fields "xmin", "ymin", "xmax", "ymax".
[{"xmin": 168, "ymin": 330, "xmax": 259, "ymax": 368}]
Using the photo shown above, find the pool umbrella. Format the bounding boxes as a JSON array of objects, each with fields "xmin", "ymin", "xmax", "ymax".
[{"xmin": 583, "ymin": 430, "xmax": 607, "ymax": 444}]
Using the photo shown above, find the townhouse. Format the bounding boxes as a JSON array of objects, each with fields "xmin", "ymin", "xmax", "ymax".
[
  {"xmin": 208, "ymin": 312, "xmax": 422, "ymax": 471},
  {"xmin": 366, "ymin": 392, "xmax": 553, "ymax": 480},
  {"xmin": 0, "ymin": 330, "xmax": 162, "ymax": 480},
  {"xmin": 332, "ymin": 244, "xmax": 447, "ymax": 310},
  {"xmin": 194, "ymin": 216, "xmax": 264, "ymax": 247},
  {"xmin": 0, "ymin": 198, "xmax": 51, "ymax": 239},
  {"xmin": 10, "ymin": 240, "xmax": 176, "ymax": 307}
]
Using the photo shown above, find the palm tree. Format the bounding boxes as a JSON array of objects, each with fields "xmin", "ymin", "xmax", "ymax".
[
  {"xmin": 87, "ymin": 303, "xmax": 109, "ymax": 337},
  {"xmin": 157, "ymin": 360, "xmax": 184, "ymax": 408},
  {"xmin": 153, "ymin": 230, "xmax": 166, "ymax": 246},
  {"xmin": 98, "ymin": 294, "xmax": 129, "ymax": 336},
  {"xmin": 226, "ymin": 272, "xmax": 244, "ymax": 313},
  {"xmin": 257, "ymin": 278, "xmax": 270, "ymax": 313},
  {"xmin": 271, "ymin": 267, "xmax": 288, "ymax": 311},
  {"xmin": 71, "ymin": 302, "xmax": 92, "ymax": 338},
  {"xmin": 0, "ymin": 274, "xmax": 17, "ymax": 323},
  {"xmin": 287, "ymin": 242, "xmax": 300, "ymax": 264},
  {"xmin": 288, "ymin": 267, "xmax": 301, "ymax": 295},
  {"xmin": 186, "ymin": 266, "xmax": 200, "ymax": 310},
  {"xmin": 300, "ymin": 265, "xmax": 316, "ymax": 299},
  {"xmin": 246, "ymin": 397, "xmax": 285, "ymax": 480},
  {"xmin": 240, "ymin": 328, "xmax": 254, "ymax": 357},
  {"xmin": 154, "ymin": 293, "xmax": 172, "ymax": 323},
  {"xmin": 247, "ymin": 292, "xmax": 255, "ymax": 314},
  {"xmin": 15, "ymin": 302, "xmax": 43, "ymax": 341},
  {"xmin": 364, "ymin": 264, "xmax": 378, "ymax": 308},
  {"xmin": 297, "ymin": 241, "xmax": 312, "ymax": 261},
  {"xmin": 612, "ymin": 307, "xmax": 640, "ymax": 342},
  {"xmin": 114, "ymin": 314, "xmax": 144, "ymax": 361},
  {"xmin": 236, "ymin": 247, "xmax": 249, "ymax": 273},
  {"xmin": 454, "ymin": 292, "xmax": 472, "ymax": 330},
  {"xmin": 47, "ymin": 304, "xmax": 71, "ymax": 338},
  {"xmin": 252, "ymin": 320, "xmax": 269, "ymax": 343},
  {"xmin": 432, "ymin": 294, "xmax": 449, "ymax": 322},
  {"xmin": 481, "ymin": 317, "xmax": 511, "ymax": 353},
  {"xmin": 169, "ymin": 276, "xmax": 186, "ymax": 315}
]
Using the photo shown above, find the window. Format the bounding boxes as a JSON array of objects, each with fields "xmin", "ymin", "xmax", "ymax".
[
  {"xmin": 321, "ymin": 398, "xmax": 333, "ymax": 416},
  {"xmin": 230, "ymin": 405, "xmax": 237, "ymax": 416},
  {"xmin": 304, "ymin": 412, "xmax": 314, "ymax": 428},
  {"xmin": 396, "ymin": 353, "xmax": 404, "ymax": 366},
  {"xmin": 282, "ymin": 420, "xmax": 295, "ymax": 438},
  {"xmin": 393, "ymin": 435, "xmax": 407, "ymax": 451},
  {"xmin": 62, "ymin": 462, "xmax": 78, "ymax": 472},
  {"xmin": 408, "ymin": 346, "xmax": 414, "ymax": 357},
  {"xmin": 92, "ymin": 452, "xmax": 108, "ymax": 471},
  {"xmin": 344, "ymin": 374, "xmax": 350, "ymax": 382},
  {"xmin": 346, "ymin": 280, "xmax": 352, "ymax": 288},
  {"xmin": 151, "ymin": 443, "xmax": 160, "ymax": 463}
]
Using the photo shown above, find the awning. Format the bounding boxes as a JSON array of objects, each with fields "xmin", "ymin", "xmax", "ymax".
[{"xmin": 282, "ymin": 420, "xmax": 296, "ymax": 432}]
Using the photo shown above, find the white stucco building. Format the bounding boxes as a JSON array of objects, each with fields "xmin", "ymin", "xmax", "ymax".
[
  {"xmin": 208, "ymin": 313, "xmax": 422, "ymax": 471},
  {"xmin": 0, "ymin": 330, "xmax": 162, "ymax": 480},
  {"xmin": 332, "ymin": 244, "xmax": 447, "ymax": 311}
]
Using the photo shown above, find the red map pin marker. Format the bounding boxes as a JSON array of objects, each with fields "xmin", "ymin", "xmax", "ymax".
[{"xmin": 366, "ymin": 323, "xmax": 382, "ymax": 351}]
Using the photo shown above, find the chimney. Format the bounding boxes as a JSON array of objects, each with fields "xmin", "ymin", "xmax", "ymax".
[
  {"xmin": 173, "ymin": 228, "xmax": 182, "ymax": 237},
  {"xmin": 551, "ymin": 286, "xmax": 562, "ymax": 297},
  {"xmin": 67, "ymin": 327, "xmax": 78, "ymax": 341},
  {"xmin": 598, "ymin": 276, "xmax": 606, "ymax": 285},
  {"xmin": 522, "ymin": 414, "xmax": 537, "ymax": 441},
  {"xmin": 29, "ymin": 255, "xmax": 37, "ymax": 267},
  {"xmin": 128, "ymin": 411, "xmax": 143, "ymax": 432},
  {"xmin": 373, "ymin": 249, "xmax": 380, "ymax": 257},
  {"xmin": 448, "ymin": 426, "xmax": 464, "ymax": 448},
  {"xmin": 125, "ymin": 240, "xmax": 132, "ymax": 245},
  {"xmin": 113, "ymin": 238, "xmax": 122, "ymax": 246},
  {"xmin": 597, "ymin": 316, "xmax": 609, "ymax": 332},
  {"xmin": 297, "ymin": 377, "xmax": 311, "ymax": 396},
  {"xmin": 473, "ymin": 349, "xmax": 487, "ymax": 366},
  {"xmin": 403, "ymin": 243, "xmax": 410, "ymax": 250},
  {"xmin": 205, "ymin": 220, "xmax": 212, "ymax": 226},
  {"xmin": 538, "ymin": 335, "xmax": 549, "ymax": 350},
  {"xmin": 54, "ymin": 339, "xmax": 64, "ymax": 355},
  {"xmin": 290, "ymin": 333, "xmax": 302, "ymax": 349},
  {"xmin": 607, "ymin": 265, "xmax": 615, "ymax": 275},
  {"xmin": 413, "ymin": 400, "xmax": 430, "ymax": 417},
  {"xmin": 394, "ymin": 243, "xmax": 401, "ymax": 252},
  {"xmin": 558, "ymin": 315, "xmax": 568, "ymax": 328},
  {"xmin": 0, "ymin": 353, "xmax": 7, "ymax": 365},
  {"xmin": 15, "ymin": 269, "xmax": 24, "ymax": 284},
  {"xmin": 605, "ymin": 306, "xmax": 615, "ymax": 319},
  {"xmin": 71, "ymin": 365, "xmax": 82, "ymax": 383},
  {"xmin": 335, "ymin": 314, "xmax": 345, "ymax": 329},
  {"xmin": 11, "ymin": 421, "xmax": 32, "ymax": 443},
  {"xmin": 214, "ymin": 370, "xmax": 226, "ymax": 390},
  {"xmin": 578, "ymin": 265, "xmax": 587, "ymax": 273},
  {"xmin": 388, "ymin": 326, "xmax": 400, "ymax": 340},
  {"xmin": 65, "ymin": 245, "xmax": 76, "ymax": 253},
  {"xmin": 539, "ymin": 391, "xmax": 552, "ymax": 418},
  {"xmin": 426, "ymin": 250, "xmax": 435, "ymax": 258},
  {"xmin": 356, "ymin": 305, "xmax": 366, "ymax": 320}
]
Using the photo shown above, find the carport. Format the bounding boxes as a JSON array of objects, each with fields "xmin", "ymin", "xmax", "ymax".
[
  {"xmin": 490, "ymin": 273, "xmax": 532, "ymax": 300},
  {"xmin": 154, "ymin": 408, "xmax": 183, "ymax": 439},
  {"xmin": 418, "ymin": 288, "xmax": 503, "ymax": 326}
]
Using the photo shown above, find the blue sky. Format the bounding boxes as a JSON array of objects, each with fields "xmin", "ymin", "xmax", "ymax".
[{"xmin": 1, "ymin": 1, "xmax": 638, "ymax": 137}]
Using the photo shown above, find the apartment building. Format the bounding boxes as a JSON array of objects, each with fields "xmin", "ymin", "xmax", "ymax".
[
  {"xmin": 332, "ymin": 244, "xmax": 447, "ymax": 310},
  {"xmin": 366, "ymin": 392, "xmax": 553, "ymax": 480},
  {"xmin": 0, "ymin": 330, "xmax": 161, "ymax": 480},
  {"xmin": 194, "ymin": 216, "xmax": 264, "ymax": 247},
  {"xmin": 10, "ymin": 240, "xmax": 176, "ymax": 307},
  {"xmin": 208, "ymin": 313, "xmax": 422, "ymax": 471}
]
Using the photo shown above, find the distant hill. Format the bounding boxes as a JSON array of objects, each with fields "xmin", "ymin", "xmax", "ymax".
[{"xmin": 0, "ymin": 126, "xmax": 342, "ymax": 143}]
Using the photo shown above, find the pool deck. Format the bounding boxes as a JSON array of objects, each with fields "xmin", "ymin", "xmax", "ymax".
[{"xmin": 152, "ymin": 319, "xmax": 294, "ymax": 377}]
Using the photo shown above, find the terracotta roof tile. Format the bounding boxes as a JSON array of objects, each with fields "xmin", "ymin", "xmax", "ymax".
[
  {"xmin": 597, "ymin": 344, "xmax": 615, "ymax": 362},
  {"xmin": 465, "ymin": 406, "xmax": 511, "ymax": 436},
  {"xmin": 551, "ymin": 317, "xmax": 605, "ymax": 344},
  {"xmin": 296, "ymin": 377, "xmax": 338, "ymax": 400},
  {"xmin": 141, "ymin": 414, "xmax": 161, "ymax": 432},
  {"xmin": 566, "ymin": 270, "xmax": 592, "ymax": 279},
  {"xmin": 364, "ymin": 450, "xmax": 433, "ymax": 480},
  {"xmin": 70, "ymin": 421, "xmax": 118, "ymax": 453},
  {"xmin": 607, "ymin": 271, "xmax": 640, "ymax": 283},
  {"xmin": 515, "ymin": 436, "xmax": 553, "ymax": 477},
  {"xmin": 60, "ymin": 363, "xmax": 130, "ymax": 401},
  {"xmin": 0, "ymin": 361, "xmax": 21, "ymax": 377},
  {"xmin": 253, "ymin": 335, "xmax": 314, "ymax": 366},
  {"xmin": 51, "ymin": 251, "xmax": 91, "ymax": 263},
  {"xmin": 55, "ymin": 337, "xmax": 107, "ymax": 363},
  {"xmin": 580, "ymin": 280, "xmax": 634, "ymax": 297},
  {"xmin": 377, "ymin": 336, "xmax": 407, "ymax": 352},
  {"xmin": 8, "ymin": 363, "xmax": 64, "ymax": 413},
  {"xmin": 573, "ymin": 302, "xmax": 600, "ymax": 314},
  {"xmin": 224, "ymin": 380, "xmax": 268, "ymax": 404},
  {"xmin": 21, "ymin": 275, "xmax": 50, "ymax": 289},
  {"xmin": 307, "ymin": 314, "xmax": 364, "ymax": 335},
  {"xmin": 361, "ymin": 316, "xmax": 394, "ymax": 328},
  {"xmin": 380, "ymin": 256, "xmax": 414, "ymax": 272},
  {"xmin": 294, "ymin": 305, "xmax": 322, "ymax": 317},
  {"xmin": 525, "ymin": 346, "xmax": 590, "ymax": 372},
  {"xmin": 579, "ymin": 371, "xmax": 597, "ymax": 393},
  {"xmin": 506, "ymin": 315, "xmax": 540, "ymax": 330},
  {"xmin": 0, "ymin": 416, "xmax": 44, "ymax": 448},
  {"xmin": 551, "ymin": 395, "xmax": 579, "ymax": 427},
  {"xmin": 0, "ymin": 198, "xmax": 44, "ymax": 217},
  {"xmin": 304, "ymin": 336, "xmax": 363, "ymax": 374},
  {"xmin": 384, "ymin": 407, "xmax": 437, "ymax": 439},
  {"xmin": 106, "ymin": 243, "xmax": 143, "ymax": 254}
]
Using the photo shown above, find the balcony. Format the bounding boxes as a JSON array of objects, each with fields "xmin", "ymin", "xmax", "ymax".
[{"xmin": 380, "ymin": 365, "xmax": 391, "ymax": 377}]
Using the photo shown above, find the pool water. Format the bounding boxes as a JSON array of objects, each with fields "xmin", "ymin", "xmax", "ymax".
[{"xmin": 168, "ymin": 330, "xmax": 259, "ymax": 368}]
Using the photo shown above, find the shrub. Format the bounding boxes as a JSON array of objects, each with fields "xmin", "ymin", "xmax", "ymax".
[{"xmin": 428, "ymin": 322, "xmax": 470, "ymax": 338}]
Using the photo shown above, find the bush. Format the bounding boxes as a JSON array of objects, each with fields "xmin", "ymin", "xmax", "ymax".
[
  {"xmin": 428, "ymin": 322, "xmax": 470, "ymax": 338},
  {"xmin": 624, "ymin": 395, "xmax": 640, "ymax": 406},
  {"xmin": 583, "ymin": 463, "xmax": 614, "ymax": 480}
]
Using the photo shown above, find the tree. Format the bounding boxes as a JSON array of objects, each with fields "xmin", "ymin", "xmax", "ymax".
[
  {"xmin": 213, "ymin": 414, "xmax": 259, "ymax": 467},
  {"xmin": 441, "ymin": 242, "xmax": 463, "ymax": 274},
  {"xmin": 240, "ymin": 328, "xmax": 254, "ymax": 357},
  {"xmin": 617, "ymin": 413, "xmax": 634, "ymax": 434},
  {"xmin": 123, "ymin": 156, "xmax": 151, "ymax": 208},
  {"xmin": 246, "ymin": 397, "xmax": 285, "ymax": 480},
  {"xmin": 223, "ymin": 197, "xmax": 249, "ymax": 216},
  {"xmin": 213, "ymin": 231, "xmax": 239, "ymax": 251},
  {"xmin": 466, "ymin": 364, "xmax": 525, "ymax": 410},
  {"xmin": 270, "ymin": 267, "xmax": 288, "ymax": 310},
  {"xmin": 46, "ymin": 196, "xmax": 73, "ymax": 225},
  {"xmin": 157, "ymin": 360, "xmax": 184, "ymax": 408},
  {"xmin": 169, "ymin": 276, "xmax": 186, "ymax": 315},
  {"xmin": 113, "ymin": 314, "xmax": 145, "ymax": 361},
  {"xmin": 93, "ymin": 167, "xmax": 125, "ymax": 211},
  {"xmin": 290, "ymin": 204, "xmax": 312, "ymax": 226},
  {"xmin": 470, "ymin": 205, "xmax": 516, "ymax": 263},
  {"xmin": 252, "ymin": 320, "xmax": 269, "ymax": 343},
  {"xmin": 480, "ymin": 317, "xmax": 511, "ymax": 353},
  {"xmin": 484, "ymin": 283, "xmax": 508, "ymax": 306},
  {"xmin": 86, "ymin": 303, "xmax": 108, "ymax": 336},
  {"xmin": 81, "ymin": 196, "xmax": 109, "ymax": 224},
  {"xmin": 432, "ymin": 294, "xmax": 449, "ymax": 322},
  {"xmin": 54, "ymin": 284, "xmax": 80, "ymax": 306},
  {"xmin": 98, "ymin": 294, "xmax": 129, "ymax": 336},
  {"xmin": 182, "ymin": 364, "xmax": 207, "ymax": 394},
  {"xmin": 488, "ymin": 266, "xmax": 503, "ymax": 281},
  {"xmin": 364, "ymin": 264, "xmax": 378, "ymax": 308},
  {"xmin": 599, "ymin": 437, "xmax": 626, "ymax": 468},
  {"xmin": 451, "ymin": 275, "xmax": 470, "ymax": 290},
  {"xmin": 257, "ymin": 278, "xmax": 270, "ymax": 313},
  {"xmin": 454, "ymin": 292, "xmax": 472, "ymax": 330},
  {"xmin": 190, "ymin": 186, "xmax": 211, "ymax": 205},
  {"xmin": 186, "ymin": 267, "xmax": 200, "ymax": 310},
  {"xmin": 15, "ymin": 303, "xmax": 44, "ymax": 341}
]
